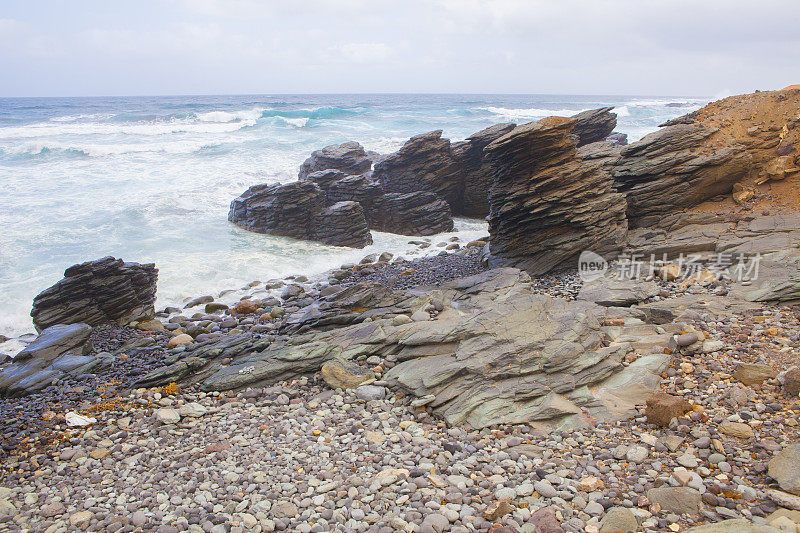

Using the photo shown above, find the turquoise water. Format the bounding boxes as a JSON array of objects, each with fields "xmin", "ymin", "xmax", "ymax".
[{"xmin": 0, "ymin": 94, "xmax": 707, "ymax": 338}]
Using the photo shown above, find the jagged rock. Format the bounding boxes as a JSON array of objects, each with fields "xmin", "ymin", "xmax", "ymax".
[
  {"xmin": 571, "ymin": 107, "xmax": 618, "ymax": 146},
  {"xmin": 372, "ymin": 130, "xmax": 463, "ymax": 212},
  {"xmin": 228, "ymin": 181, "xmax": 372, "ymax": 248},
  {"xmin": 168, "ymin": 268, "xmax": 676, "ymax": 431},
  {"xmin": 451, "ymin": 123, "xmax": 516, "ymax": 217},
  {"xmin": 485, "ymin": 117, "xmax": 628, "ymax": 275},
  {"xmin": 612, "ymin": 123, "xmax": 749, "ymax": 222},
  {"xmin": 0, "ymin": 323, "xmax": 93, "ymax": 397},
  {"xmin": 367, "ymin": 192, "xmax": 454, "ymax": 236},
  {"xmin": 31, "ymin": 257, "xmax": 157, "ymax": 332},
  {"xmin": 578, "ymin": 276, "xmax": 659, "ymax": 306},
  {"xmin": 297, "ymin": 141, "xmax": 372, "ymax": 179}
]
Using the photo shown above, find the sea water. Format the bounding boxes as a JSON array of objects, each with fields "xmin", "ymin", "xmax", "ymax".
[{"xmin": 0, "ymin": 93, "xmax": 707, "ymax": 339}]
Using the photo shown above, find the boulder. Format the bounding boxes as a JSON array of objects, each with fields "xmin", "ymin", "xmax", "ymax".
[
  {"xmin": 599, "ymin": 506, "xmax": 638, "ymax": 533},
  {"xmin": 228, "ymin": 181, "xmax": 372, "ymax": 248},
  {"xmin": 571, "ymin": 107, "xmax": 618, "ymax": 146},
  {"xmin": 320, "ymin": 359, "xmax": 375, "ymax": 389},
  {"xmin": 0, "ymin": 323, "xmax": 93, "ymax": 397},
  {"xmin": 732, "ymin": 362, "xmax": 776, "ymax": 386},
  {"xmin": 769, "ymin": 445, "xmax": 800, "ymax": 495},
  {"xmin": 31, "ymin": 257, "xmax": 157, "ymax": 332},
  {"xmin": 784, "ymin": 367, "xmax": 800, "ymax": 397},
  {"xmin": 367, "ymin": 192, "xmax": 454, "ymax": 236},
  {"xmin": 645, "ymin": 392, "xmax": 691, "ymax": 427},
  {"xmin": 646, "ymin": 486, "xmax": 703, "ymax": 515},
  {"xmin": 297, "ymin": 141, "xmax": 372, "ymax": 179},
  {"xmin": 485, "ymin": 117, "xmax": 628, "ymax": 275}
]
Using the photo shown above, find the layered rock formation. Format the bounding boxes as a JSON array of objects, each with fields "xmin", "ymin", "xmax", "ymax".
[
  {"xmin": 136, "ymin": 268, "xmax": 679, "ymax": 431},
  {"xmin": 303, "ymin": 169, "xmax": 384, "ymax": 214},
  {"xmin": 485, "ymin": 117, "xmax": 628, "ymax": 275},
  {"xmin": 571, "ymin": 107, "xmax": 618, "ymax": 146},
  {"xmin": 228, "ymin": 181, "xmax": 372, "ymax": 248},
  {"xmin": 31, "ymin": 257, "xmax": 158, "ymax": 332},
  {"xmin": 614, "ymin": 88, "xmax": 800, "ymax": 226},
  {"xmin": 0, "ymin": 323, "xmax": 96, "ymax": 397},
  {"xmin": 297, "ymin": 141, "xmax": 372, "ymax": 180},
  {"xmin": 367, "ymin": 192, "xmax": 454, "ymax": 236}
]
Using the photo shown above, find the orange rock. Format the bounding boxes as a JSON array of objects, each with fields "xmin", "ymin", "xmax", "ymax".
[{"xmin": 230, "ymin": 299, "xmax": 260, "ymax": 316}]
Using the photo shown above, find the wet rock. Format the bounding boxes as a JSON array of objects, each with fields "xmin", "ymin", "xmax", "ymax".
[
  {"xmin": 298, "ymin": 141, "xmax": 372, "ymax": 179},
  {"xmin": 367, "ymin": 191, "xmax": 454, "ymax": 236}
]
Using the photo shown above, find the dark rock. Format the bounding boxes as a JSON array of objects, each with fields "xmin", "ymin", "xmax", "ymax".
[
  {"xmin": 0, "ymin": 323, "xmax": 93, "ymax": 397},
  {"xmin": 303, "ymin": 170, "xmax": 385, "ymax": 215},
  {"xmin": 485, "ymin": 117, "xmax": 628, "ymax": 275},
  {"xmin": 297, "ymin": 141, "xmax": 372, "ymax": 179},
  {"xmin": 571, "ymin": 107, "xmax": 618, "ymax": 146},
  {"xmin": 31, "ymin": 257, "xmax": 157, "ymax": 332},
  {"xmin": 372, "ymin": 130, "xmax": 463, "ymax": 212},
  {"xmin": 605, "ymin": 132, "xmax": 628, "ymax": 146},
  {"xmin": 228, "ymin": 181, "xmax": 372, "ymax": 248},
  {"xmin": 368, "ymin": 192, "xmax": 454, "ymax": 236}
]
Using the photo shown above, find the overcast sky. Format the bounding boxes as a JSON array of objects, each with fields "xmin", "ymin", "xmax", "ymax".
[{"xmin": 1, "ymin": 0, "xmax": 798, "ymax": 97}]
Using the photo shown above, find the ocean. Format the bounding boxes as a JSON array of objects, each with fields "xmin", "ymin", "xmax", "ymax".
[{"xmin": 0, "ymin": 93, "xmax": 707, "ymax": 340}]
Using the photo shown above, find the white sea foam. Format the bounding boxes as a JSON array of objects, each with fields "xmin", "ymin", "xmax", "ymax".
[
  {"xmin": 0, "ymin": 118, "xmax": 254, "ymax": 139},
  {"xmin": 195, "ymin": 108, "xmax": 265, "ymax": 124},
  {"xmin": 481, "ymin": 106, "xmax": 591, "ymax": 120},
  {"xmin": 613, "ymin": 105, "xmax": 630, "ymax": 117}
]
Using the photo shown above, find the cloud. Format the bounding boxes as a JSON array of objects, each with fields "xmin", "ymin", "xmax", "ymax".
[{"xmin": 339, "ymin": 42, "xmax": 391, "ymax": 63}]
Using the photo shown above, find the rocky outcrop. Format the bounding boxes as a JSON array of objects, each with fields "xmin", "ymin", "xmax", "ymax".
[
  {"xmin": 485, "ymin": 117, "xmax": 628, "ymax": 275},
  {"xmin": 451, "ymin": 123, "xmax": 516, "ymax": 217},
  {"xmin": 297, "ymin": 141, "xmax": 372, "ymax": 180},
  {"xmin": 228, "ymin": 181, "xmax": 372, "ymax": 248},
  {"xmin": 368, "ymin": 192, "xmax": 454, "ymax": 236},
  {"xmin": 302, "ymin": 170, "xmax": 384, "ymax": 214},
  {"xmin": 372, "ymin": 130, "xmax": 463, "ymax": 210},
  {"xmin": 0, "ymin": 323, "xmax": 97, "ymax": 397},
  {"xmin": 572, "ymin": 107, "xmax": 617, "ymax": 146},
  {"xmin": 612, "ymin": 123, "xmax": 749, "ymax": 222},
  {"xmin": 31, "ymin": 257, "xmax": 158, "ymax": 332},
  {"xmin": 137, "ymin": 268, "xmax": 679, "ymax": 431}
]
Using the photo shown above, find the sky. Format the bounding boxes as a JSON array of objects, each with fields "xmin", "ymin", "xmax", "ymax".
[{"xmin": 0, "ymin": 0, "xmax": 798, "ymax": 97}]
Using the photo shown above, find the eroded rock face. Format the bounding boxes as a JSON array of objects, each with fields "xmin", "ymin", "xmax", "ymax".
[
  {"xmin": 612, "ymin": 123, "xmax": 749, "ymax": 223},
  {"xmin": 372, "ymin": 130, "xmax": 463, "ymax": 211},
  {"xmin": 31, "ymin": 257, "xmax": 157, "ymax": 332},
  {"xmin": 303, "ymin": 170, "xmax": 385, "ymax": 215},
  {"xmin": 297, "ymin": 141, "xmax": 372, "ymax": 180},
  {"xmin": 485, "ymin": 117, "xmax": 628, "ymax": 275},
  {"xmin": 228, "ymin": 181, "xmax": 372, "ymax": 248},
  {"xmin": 368, "ymin": 192, "xmax": 454, "ymax": 236},
  {"xmin": 0, "ymin": 323, "xmax": 93, "ymax": 397},
  {"xmin": 572, "ymin": 107, "xmax": 618, "ymax": 146},
  {"xmin": 137, "ymin": 268, "xmax": 677, "ymax": 432}
]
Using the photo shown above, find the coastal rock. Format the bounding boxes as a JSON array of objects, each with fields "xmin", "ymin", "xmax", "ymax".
[
  {"xmin": 320, "ymin": 359, "xmax": 375, "ymax": 389},
  {"xmin": 571, "ymin": 107, "xmax": 618, "ymax": 146},
  {"xmin": 31, "ymin": 257, "xmax": 157, "ymax": 332},
  {"xmin": 645, "ymin": 392, "xmax": 691, "ymax": 427},
  {"xmin": 485, "ymin": 117, "xmax": 628, "ymax": 275},
  {"xmin": 182, "ymin": 268, "xmax": 675, "ymax": 431},
  {"xmin": 0, "ymin": 323, "xmax": 93, "ymax": 397},
  {"xmin": 297, "ymin": 141, "xmax": 372, "ymax": 179},
  {"xmin": 372, "ymin": 130, "xmax": 463, "ymax": 212},
  {"xmin": 646, "ymin": 486, "xmax": 703, "ymax": 515},
  {"xmin": 451, "ymin": 123, "xmax": 516, "ymax": 217},
  {"xmin": 303, "ymin": 170, "xmax": 385, "ymax": 215},
  {"xmin": 733, "ymin": 362, "xmax": 776, "ymax": 385},
  {"xmin": 228, "ymin": 181, "xmax": 372, "ymax": 248},
  {"xmin": 684, "ymin": 519, "xmax": 782, "ymax": 532},
  {"xmin": 367, "ymin": 192, "xmax": 454, "ymax": 236}
]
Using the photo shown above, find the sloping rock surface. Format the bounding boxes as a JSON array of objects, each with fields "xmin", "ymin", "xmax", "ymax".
[
  {"xmin": 485, "ymin": 117, "xmax": 628, "ymax": 275},
  {"xmin": 31, "ymin": 257, "xmax": 157, "ymax": 332},
  {"xmin": 0, "ymin": 323, "xmax": 93, "ymax": 397},
  {"xmin": 572, "ymin": 107, "xmax": 618, "ymax": 146},
  {"xmin": 137, "ymin": 268, "xmax": 676, "ymax": 431}
]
